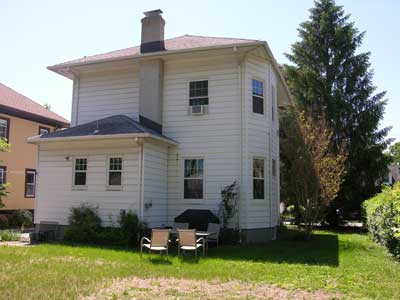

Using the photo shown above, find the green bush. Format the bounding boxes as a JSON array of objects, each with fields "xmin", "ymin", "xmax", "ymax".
[
  {"xmin": 8, "ymin": 210, "xmax": 33, "ymax": 229},
  {"xmin": 0, "ymin": 229, "xmax": 20, "ymax": 241},
  {"xmin": 64, "ymin": 203, "xmax": 102, "ymax": 243},
  {"xmin": 64, "ymin": 204, "xmax": 145, "ymax": 247},
  {"xmin": 363, "ymin": 182, "xmax": 400, "ymax": 258},
  {"xmin": 0, "ymin": 215, "xmax": 9, "ymax": 229}
]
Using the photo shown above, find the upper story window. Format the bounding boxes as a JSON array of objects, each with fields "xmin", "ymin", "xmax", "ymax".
[
  {"xmin": 25, "ymin": 169, "xmax": 36, "ymax": 198},
  {"xmin": 184, "ymin": 159, "xmax": 204, "ymax": 199},
  {"xmin": 0, "ymin": 117, "xmax": 10, "ymax": 141},
  {"xmin": 189, "ymin": 81, "xmax": 208, "ymax": 106},
  {"xmin": 253, "ymin": 158, "xmax": 265, "ymax": 200},
  {"xmin": 0, "ymin": 166, "xmax": 6, "ymax": 185},
  {"xmin": 252, "ymin": 79, "xmax": 264, "ymax": 115},
  {"xmin": 39, "ymin": 126, "xmax": 50, "ymax": 135},
  {"xmin": 108, "ymin": 157, "xmax": 123, "ymax": 187},
  {"xmin": 73, "ymin": 158, "xmax": 87, "ymax": 187}
]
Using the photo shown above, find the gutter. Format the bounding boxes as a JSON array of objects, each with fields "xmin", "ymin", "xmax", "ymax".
[{"xmin": 26, "ymin": 132, "xmax": 178, "ymax": 146}]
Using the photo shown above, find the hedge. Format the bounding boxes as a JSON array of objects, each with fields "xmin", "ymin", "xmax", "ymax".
[{"xmin": 363, "ymin": 182, "xmax": 400, "ymax": 258}]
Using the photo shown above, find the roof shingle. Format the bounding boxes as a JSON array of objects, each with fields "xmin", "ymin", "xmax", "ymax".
[
  {"xmin": 50, "ymin": 35, "xmax": 260, "ymax": 68},
  {"xmin": 0, "ymin": 83, "xmax": 69, "ymax": 127}
]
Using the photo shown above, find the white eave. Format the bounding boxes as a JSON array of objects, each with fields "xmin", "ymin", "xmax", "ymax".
[{"xmin": 27, "ymin": 132, "xmax": 178, "ymax": 146}]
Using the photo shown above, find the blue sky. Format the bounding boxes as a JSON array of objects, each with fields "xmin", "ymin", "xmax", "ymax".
[{"xmin": 1, "ymin": 0, "xmax": 398, "ymax": 142}]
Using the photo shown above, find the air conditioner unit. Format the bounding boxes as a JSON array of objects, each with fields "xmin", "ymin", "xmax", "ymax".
[{"xmin": 190, "ymin": 105, "xmax": 206, "ymax": 115}]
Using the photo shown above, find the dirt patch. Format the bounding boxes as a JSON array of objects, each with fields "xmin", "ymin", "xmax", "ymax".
[{"xmin": 81, "ymin": 277, "xmax": 341, "ymax": 300}]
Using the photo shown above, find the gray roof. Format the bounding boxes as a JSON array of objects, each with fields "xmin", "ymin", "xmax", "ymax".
[{"xmin": 41, "ymin": 115, "xmax": 176, "ymax": 143}]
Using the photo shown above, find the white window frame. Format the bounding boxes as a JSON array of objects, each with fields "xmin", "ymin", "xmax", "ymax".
[
  {"xmin": 106, "ymin": 156, "xmax": 124, "ymax": 190},
  {"xmin": 183, "ymin": 157, "xmax": 205, "ymax": 200},
  {"xmin": 251, "ymin": 78, "xmax": 265, "ymax": 116},
  {"xmin": 72, "ymin": 157, "xmax": 88, "ymax": 190},
  {"xmin": 25, "ymin": 169, "xmax": 36, "ymax": 198},
  {"xmin": 0, "ymin": 166, "xmax": 6, "ymax": 185},
  {"xmin": 0, "ymin": 117, "xmax": 9, "ymax": 141},
  {"xmin": 271, "ymin": 85, "xmax": 276, "ymax": 122},
  {"xmin": 253, "ymin": 157, "xmax": 265, "ymax": 200},
  {"xmin": 188, "ymin": 80, "xmax": 209, "ymax": 107}
]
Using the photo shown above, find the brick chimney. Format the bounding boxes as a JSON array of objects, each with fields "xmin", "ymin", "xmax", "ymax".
[{"xmin": 140, "ymin": 9, "xmax": 165, "ymax": 53}]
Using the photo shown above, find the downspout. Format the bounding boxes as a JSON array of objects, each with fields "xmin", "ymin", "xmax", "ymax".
[
  {"xmin": 237, "ymin": 54, "xmax": 242, "ymax": 236},
  {"xmin": 136, "ymin": 138, "xmax": 145, "ymax": 221},
  {"xmin": 68, "ymin": 67, "xmax": 80, "ymax": 126}
]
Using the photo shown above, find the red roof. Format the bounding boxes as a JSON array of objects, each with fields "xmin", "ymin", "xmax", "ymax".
[
  {"xmin": 0, "ymin": 83, "xmax": 70, "ymax": 127},
  {"xmin": 50, "ymin": 35, "xmax": 260, "ymax": 68}
]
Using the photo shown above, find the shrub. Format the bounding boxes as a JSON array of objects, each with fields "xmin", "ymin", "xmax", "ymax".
[
  {"xmin": 0, "ymin": 229, "xmax": 20, "ymax": 241},
  {"xmin": 8, "ymin": 210, "xmax": 33, "ymax": 229},
  {"xmin": 64, "ymin": 203, "xmax": 102, "ymax": 243},
  {"xmin": 363, "ymin": 182, "xmax": 400, "ymax": 258},
  {"xmin": 0, "ymin": 215, "xmax": 9, "ymax": 229},
  {"xmin": 118, "ymin": 210, "xmax": 146, "ymax": 246}
]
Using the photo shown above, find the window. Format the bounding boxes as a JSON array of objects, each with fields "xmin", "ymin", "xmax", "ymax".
[
  {"xmin": 0, "ymin": 166, "xmax": 6, "ymax": 185},
  {"xmin": 271, "ymin": 85, "xmax": 276, "ymax": 121},
  {"xmin": 39, "ymin": 126, "xmax": 50, "ymax": 135},
  {"xmin": 253, "ymin": 158, "xmax": 265, "ymax": 199},
  {"xmin": 272, "ymin": 159, "xmax": 277, "ymax": 177},
  {"xmin": 108, "ymin": 157, "xmax": 123, "ymax": 187},
  {"xmin": 25, "ymin": 169, "xmax": 36, "ymax": 198},
  {"xmin": 73, "ymin": 158, "xmax": 87, "ymax": 187},
  {"xmin": 0, "ymin": 117, "xmax": 10, "ymax": 141},
  {"xmin": 189, "ymin": 80, "xmax": 208, "ymax": 106},
  {"xmin": 252, "ymin": 79, "xmax": 264, "ymax": 114},
  {"xmin": 184, "ymin": 159, "xmax": 204, "ymax": 199}
]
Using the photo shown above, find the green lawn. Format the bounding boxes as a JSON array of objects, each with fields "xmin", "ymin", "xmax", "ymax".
[{"xmin": 0, "ymin": 229, "xmax": 399, "ymax": 299}]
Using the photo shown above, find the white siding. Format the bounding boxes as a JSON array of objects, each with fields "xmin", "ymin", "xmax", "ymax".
[
  {"xmin": 35, "ymin": 139, "xmax": 140, "ymax": 226},
  {"xmin": 163, "ymin": 54, "xmax": 242, "ymax": 225},
  {"xmin": 244, "ymin": 56, "xmax": 279, "ymax": 229},
  {"xmin": 143, "ymin": 139, "xmax": 169, "ymax": 228},
  {"xmin": 72, "ymin": 61, "xmax": 140, "ymax": 126}
]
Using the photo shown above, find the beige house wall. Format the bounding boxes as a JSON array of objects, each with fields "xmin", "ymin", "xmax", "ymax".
[{"xmin": 0, "ymin": 112, "xmax": 56, "ymax": 211}]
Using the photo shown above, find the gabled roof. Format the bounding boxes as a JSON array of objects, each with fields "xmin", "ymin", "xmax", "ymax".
[
  {"xmin": 49, "ymin": 35, "xmax": 260, "ymax": 69},
  {"xmin": 29, "ymin": 115, "xmax": 177, "ymax": 145},
  {"xmin": 0, "ymin": 83, "xmax": 70, "ymax": 127}
]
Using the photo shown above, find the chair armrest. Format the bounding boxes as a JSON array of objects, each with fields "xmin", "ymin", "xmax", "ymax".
[{"xmin": 140, "ymin": 236, "xmax": 151, "ymax": 246}]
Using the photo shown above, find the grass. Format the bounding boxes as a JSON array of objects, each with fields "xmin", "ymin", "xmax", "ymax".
[{"xmin": 0, "ymin": 228, "xmax": 399, "ymax": 299}]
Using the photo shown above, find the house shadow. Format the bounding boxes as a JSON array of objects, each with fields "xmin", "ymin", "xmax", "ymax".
[{"xmin": 210, "ymin": 230, "xmax": 339, "ymax": 267}]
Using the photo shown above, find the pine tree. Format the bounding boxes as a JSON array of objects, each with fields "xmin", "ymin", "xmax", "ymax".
[{"xmin": 283, "ymin": 0, "xmax": 391, "ymax": 221}]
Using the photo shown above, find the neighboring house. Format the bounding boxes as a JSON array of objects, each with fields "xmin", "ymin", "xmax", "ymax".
[
  {"xmin": 28, "ymin": 10, "xmax": 293, "ymax": 243},
  {"xmin": 0, "ymin": 83, "xmax": 69, "ymax": 215}
]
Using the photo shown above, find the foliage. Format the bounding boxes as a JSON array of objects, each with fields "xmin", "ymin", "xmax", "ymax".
[
  {"xmin": 283, "ymin": 0, "xmax": 391, "ymax": 221},
  {"xmin": 363, "ymin": 182, "xmax": 400, "ymax": 258},
  {"xmin": 0, "ymin": 229, "xmax": 20, "ymax": 241},
  {"xmin": 280, "ymin": 108, "xmax": 347, "ymax": 237},
  {"xmin": 64, "ymin": 204, "xmax": 145, "ymax": 246},
  {"xmin": 387, "ymin": 142, "xmax": 400, "ymax": 165},
  {"xmin": 7, "ymin": 210, "xmax": 33, "ymax": 230},
  {"xmin": 0, "ymin": 215, "xmax": 8, "ymax": 229},
  {"xmin": 0, "ymin": 139, "xmax": 10, "ymax": 208},
  {"xmin": 219, "ymin": 181, "xmax": 239, "ymax": 229},
  {"xmin": 64, "ymin": 203, "xmax": 102, "ymax": 243},
  {"xmin": 118, "ymin": 210, "xmax": 145, "ymax": 246}
]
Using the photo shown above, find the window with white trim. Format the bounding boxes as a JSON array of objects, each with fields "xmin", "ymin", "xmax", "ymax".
[
  {"xmin": 253, "ymin": 158, "xmax": 265, "ymax": 199},
  {"xmin": 252, "ymin": 79, "xmax": 264, "ymax": 114},
  {"xmin": 189, "ymin": 80, "xmax": 208, "ymax": 106},
  {"xmin": 0, "ymin": 117, "xmax": 9, "ymax": 140},
  {"xmin": 0, "ymin": 166, "xmax": 6, "ymax": 185},
  {"xmin": 184, "ymin": 159, "xmax": 204, "ymax": 199},
  {"xmin": 108, "ymin": 157, "xmax": 123, "ymax": 187},
  {"xmin": 25, "ymin": 169, "xmax": 36, "ymax": 198},
  {"xmin": 73, "ymin": 158, "xmax": 87, "ymax": 187}
]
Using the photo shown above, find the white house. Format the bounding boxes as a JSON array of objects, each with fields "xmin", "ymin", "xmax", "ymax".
[{"xmin": 28, "ymin": 9, "xmax": 293, "ymax": 243}]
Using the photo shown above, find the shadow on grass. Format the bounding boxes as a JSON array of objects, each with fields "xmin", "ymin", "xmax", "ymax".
[
  {"xmin": 211, "ymin": 228, "xmax": 339, "ymax": 267},
  {"xmin": 41, "ymin": 228, "xmax": 339, "ymax": 267}
]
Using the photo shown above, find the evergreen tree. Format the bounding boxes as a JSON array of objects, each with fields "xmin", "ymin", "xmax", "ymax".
[{"xmin": 283, "ymin": 0, "xmax": 391, "ymax": 221}]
